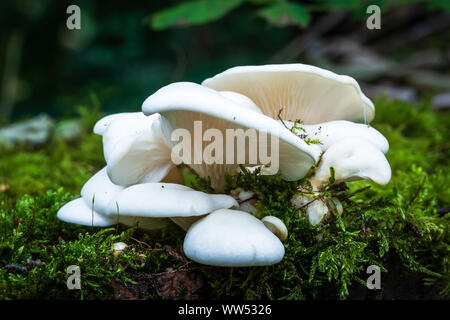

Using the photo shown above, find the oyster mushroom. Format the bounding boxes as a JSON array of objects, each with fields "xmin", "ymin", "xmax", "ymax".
[
  {"xmin": 183, "ymin": 209, "xmax": 285, "ymax": 267},
  {"xmin": 310, "ymin": 137, "xmax": 391, "ymax": 189},
  {"xmin": 57, "ymin": 167, "xmax": 238, "ymax": 231},
  {"xmin": 202, "ymin": 63, "xmax": 374, "ymax": 124},
  {"xmin": 142, "ymin": 82, "xmax": 321, "ymax": 191},
  {"xmin": 284, "ymin": 120, "xmax": 389, "ymax": 153}
]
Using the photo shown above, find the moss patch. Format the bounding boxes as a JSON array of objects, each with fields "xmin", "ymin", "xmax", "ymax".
[{"xmin": 0, "ymin": 98, "xmax": 449, "ymax": 299}]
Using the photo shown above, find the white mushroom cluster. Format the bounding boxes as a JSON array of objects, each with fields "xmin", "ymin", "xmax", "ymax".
[{"xmin": 57, "ymin": 63, "xmax": 391, "ymax": 266}]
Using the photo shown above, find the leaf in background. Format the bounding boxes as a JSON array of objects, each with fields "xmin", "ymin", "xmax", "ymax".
[
  {"xmin": 257, "ymin": 2, "xmax": 310, "ymax": 27},
  {"xmin": 150, "ymin": 0, "xmax": 246, "ymax": 30}
]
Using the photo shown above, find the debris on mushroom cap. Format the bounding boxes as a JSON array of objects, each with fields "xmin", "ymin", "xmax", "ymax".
[
  {"xmin": 310, "ymin": 137, "xmax": 392, "ymax": 189},
  {"xmin": 142, "ymin": 82, "xmax": 321, "ymax": 190},
  {"xmin": 202, "ymin": 64, "xmax": 374, "ymax": 124},
  {"xmin": 262, "ymin": 216, "xmax": 288, "ymax": 241},
  {"xmin": 306, "ymin": 200, "xmax": 329, "ymax": 225},
  {"xmin": 107, "ymin": 183, "xmax": 238, "ymax": 218},
  {"xmin": 183, "ymin": 209, "xmax": 285, "ymax": 267},
  {"xmin": 283, "ymin": 120, "xmax": 389, "ymax": 153}
]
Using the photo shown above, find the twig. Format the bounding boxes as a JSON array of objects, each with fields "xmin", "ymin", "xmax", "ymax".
[{"xmin": 277, "ymin": 108, "xmax": 289, "ymax": 130}]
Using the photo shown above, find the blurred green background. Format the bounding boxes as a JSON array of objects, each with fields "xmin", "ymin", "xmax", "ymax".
[{"xmin": 1, "ymin": 0, "xmax": 449, "ymax": 122}]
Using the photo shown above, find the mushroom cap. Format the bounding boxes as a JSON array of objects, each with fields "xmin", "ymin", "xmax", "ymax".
[
  {"xmin": 96, "ymin": 112, "xmax": 175, "ymax": 187},
  {"xmin": 57, "ymin": 198, "xmax": 169, "ymax": 230},
  {"xmin": 109, "ymin": 183, "xmax": 238, "ymax": 218},
  {"xmin": 183, "ymin": 209, "xmax": 285, "ymax": 266},
  {"xmin": 93, "ymin": 113, "xmax": 134, "ymax": 136},
  {"xmin": 57, "ymin": 198, "xmax": 116, "ymax": 227},
  {"xmin": 142, "ymin": 82, "xmax": 321, "ymax": 190},
  {"xmin": 310, "ymin": 137, "xmax": 392, "ymax": 188},
  {"xmin": 202, "ymin": 64, "xmax": 374, "ymax": 124},
  {"xmin": 81, "ymin": 167, "xmax": 124, "ymax": 215},
  {"xmin": 285, "ymin": 120, "xmax": 389, "ymax": 153},
  {"xmin": 261, "ymin": 216, "xmax": 288, "ymax": 241}
]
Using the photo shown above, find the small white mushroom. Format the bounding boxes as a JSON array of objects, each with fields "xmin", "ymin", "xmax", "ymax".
[
  {"xmin": 290, "ymin": 194, "xmax": 312, "ymax": 209},
  {"xmin": 112, "ymin": 242, "xmax": 128, "ymax": 251},
  {"xmin": 112, "ymin": 242, "xmax": 128, "ymax": 257},
  {"xmin": 310, "ymin": 137, "xmax": 391, "ymax": 189},
  {"xmin": 183, "ymin": 209, "xmax": 285, "ymax": 266},
  {"xmin": 262, "ymin": 216, "xmax": 288, "ymax": 241},
  {"xmin": 327, "ymin": 197, "xmax": 343, "ymax": 215},
  {"xmin": 306, "ymin": 200, "xmax": 329, "ymax": 225},
  {"xmin": 238, "ymin": 190, "xmax": 254, "ymax": 202}
]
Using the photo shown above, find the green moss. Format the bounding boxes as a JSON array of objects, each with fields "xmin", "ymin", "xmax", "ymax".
[{"xmin": 0, "ymin": 98, "xmax": 449, "ymax": 299}]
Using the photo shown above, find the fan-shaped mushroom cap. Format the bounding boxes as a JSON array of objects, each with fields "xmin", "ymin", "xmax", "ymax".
[
  {"xmin": 93, "ymin": 113, "xmax": 134, "ymax": 136},
  {"xmin": 142, "ymin": 82, "xmax": 321, "ymax": 190},
  {"xmin": 95, "ymin": 112, "xmax": 175, "ymax": 187},
  {"xmin": 56, "ymin": 198, "xmax": 169, "ymax": 230},
  {"xmin": 183, "ymin": 209, "xmax": 285, "ymax": 266},
  {"xmin": 109, "ymin": 183, "xmax": 237, "ymax": 217},
  {"xmin": 284, "ymin": 120, "xmax": 389, "ymax": 153},
  {"xmin": 310, "ymin": 137, "xmax": 392, "ymax": 189},
  {"xmin": 202, "ymin": 64, "xmax": 374, "ymax": 124},
  {"xmin": 261, "ymin": 216, "xmax": 288, "ymax": 241},
  {"xmin": 80, "ymin": 167, "xmax": 124, "ymax": 215}
]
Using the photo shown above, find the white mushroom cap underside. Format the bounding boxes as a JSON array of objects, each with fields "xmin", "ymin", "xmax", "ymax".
[
  {"xmin": 202, "ymin": 64, "xmax": 374, "ymax": 124},
  {"xmin": 142, "ymin": 82, "xmax": 321, "ymax": 188}
]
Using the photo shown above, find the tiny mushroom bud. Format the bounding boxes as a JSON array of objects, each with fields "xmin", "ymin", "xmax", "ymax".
[
  {"xmin": 238, "ymin": 190, "xmax": 254, "ymax": 202},
  {"xmin": 112, "ymin": 242, "xmax": 128, "ymax": 251},
  {"xmin": 306, "ymin": 200, "xmax": 329, "ymax": 225},
  {"xmin": 290, "ymin": 194, "xmax": 312, "ymax": 209},
  {"xmin": 327, "ymin": 197, "xmax": 343, "ymax": 215},
  {"xmin": 112, "ymin": 242, "xmax": 128, "ymax": 257},
  {"xmin": 262, "ymin": 216, "xmax": 288, "ymax": 241}
]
